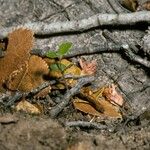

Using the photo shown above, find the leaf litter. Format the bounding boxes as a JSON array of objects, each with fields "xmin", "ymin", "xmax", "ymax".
[{"xmin": 0, "ymin": 28, "xmax": 125, "ymax": 122}]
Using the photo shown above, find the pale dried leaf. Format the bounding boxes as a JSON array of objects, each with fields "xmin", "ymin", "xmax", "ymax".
[
  {"xmin": 79, "ymin": 58, "xmax": 97, "ymax": 75},
  {"xmin": 16, "ymin": 99, "xmax": 42, "ymax": 114},
  {"xmin": 103, "ymin": 84, "xmax": 124, "ymax": 106}
]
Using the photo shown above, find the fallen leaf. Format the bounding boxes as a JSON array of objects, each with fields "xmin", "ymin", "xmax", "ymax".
[
  {"xmin": 0, "ymin": 28, "xmax": 34, "ymax": 92},
  {"xmin": 62, "ymin": 59, "xmax": 81, "ymax": 86},
  {"xmin": 73, "ymin": 98, "xmax": 103, "ymax": 117},
  {"xmin": 102, "ymin": 84, "xmax": 124, "ymax": 106},
  {"xmin": 142, "ymin": 1, "xmax": 150, "ymax": 10},
  {"xmin": 6, "ymin": 55, "xmax": 49, "ymax": 92},
  {"xmin": 122, "ymin": 0, "xmax": 138, "ymax": 11},
  {"xmin": 6, "ymin": 62, "xmax": 29, "ymax": 91},
  {"xmin": 80, "ymin": 87, "xmax": 104, "ymax": 112},
  {"xmin": 73, "ymin": 98, "xmax": 122, "ymax": 119},
  {"xmin": 99, "ymin": 100, "xmax": 122, "ymax": 118},
  {"xmin": 79, "ymin": 58, "xmax": 97, "ymax": 75},
  {"xmin": 34, "ymin": 85, "xmax": 51, "ymax": 99},
  {"xmin": 16, "ymin": 99, "xmax": 42, "ymax": 114}
]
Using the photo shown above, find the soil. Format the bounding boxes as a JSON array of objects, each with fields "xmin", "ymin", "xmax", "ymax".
[
  {"xmin": 0, "ymin": 0, "xmax": 150, "ymax": 150},
  {"xmin": 0, "ymin": 112, "xmax": 149, "ymax": 150}
]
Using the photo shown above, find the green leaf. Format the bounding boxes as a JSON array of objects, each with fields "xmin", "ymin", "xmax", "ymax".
[
  {"xmin": 50, "ymin": 63, "xmax": 66, "ymax": 71},
  {"xmin": 57, "ymin": 42, "xmax": 72, "ymax": 56},
  {"xmin": 46, "ymin": 51, "xmax": 58, "ymax": 58}
]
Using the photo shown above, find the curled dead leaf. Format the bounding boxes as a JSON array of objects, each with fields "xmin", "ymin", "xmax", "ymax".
[{"xmin": 103, "ymin": 84, "xmax": 124, "ymax": 106}]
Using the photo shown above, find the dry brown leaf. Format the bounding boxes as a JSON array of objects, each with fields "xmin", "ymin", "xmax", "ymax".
[
  {"xmin": 99, "ymin": 99, "xmax": 122, "ymax": 118},
  {"xmin": 141, "ymin": 1, "xmax": 150, "ymax": 11},
  {"xmin": 6, "ymin": 55, "xmax": 49, "ymax": 92},
  {"xmin": 0, "ymin": 28, "xmax": 34, "ymax": 92},
  {"xmin": 103, "ymin": 84, "xmax": 124, "ymax": 106},
  {"xmin": 73, "ymin": 98, "xmax": 122, "ymax": 119},
  {"xmin": 62, "ymin": 59, "xmax": 81, "ymax": 86},
  {"xmin": 80, "ymin": 87, "xmax": 104, "ymax": 112},
  {"xmin": 79, "ymin": 58, "xmax": 97, "ymax": 75},
  {"xmin": 6, "ymin": 62, "xmax": 28, "ymax": 91},
  {"xmin": 34, "ymin": 86, "xmax": 51, "ymax": 99},
  {"xmin": 62, "ymin": 59, "xmax": 81, "ymax": 76},
  {"xmin": 16, "ymin": 99, "xmax": 42, "ymax": 114},
  {"xmin": 73, "ymin": 98, "xmax": 103, "ymax": 117},
  {"xmin": 122, "ymin": 0, "xmax": 138, "ymax": 11}
]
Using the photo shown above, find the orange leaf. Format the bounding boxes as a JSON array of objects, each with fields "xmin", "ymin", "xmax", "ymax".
[
  {"xmin": 6, "ymin": 55, "xmax": 49, "ymax": 92},
  {"xmin": 73, "ymin": 98, "xmax": 122, "ymax": 119},
  {"xmin": 0, "ymin": 28, "xmax": 34, "ymax": 92},
  {"xmin": 80, "ymin": 87, "xmax": 104, "ymax": 112},
  {"xmin": 73, "ymin": 98, "xmax": 103, "ymax": 116}
]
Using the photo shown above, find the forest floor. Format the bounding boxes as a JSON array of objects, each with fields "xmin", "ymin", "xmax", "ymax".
[{"xmin": 0, "ymin": 0, "xmax": 150, "ymax": 149}]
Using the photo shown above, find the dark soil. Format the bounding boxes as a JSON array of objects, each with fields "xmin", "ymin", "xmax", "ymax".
[
  {"xmin": 0, "ymin": 113, "xmax": 149, "ymax": 150},
  {"xmin": 0, "ymin": 0, "xmax": 150, "ymax": 149}
]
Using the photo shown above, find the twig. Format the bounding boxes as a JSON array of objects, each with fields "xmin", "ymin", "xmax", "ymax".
[
  {"xmin": 27, "ymin": 80, "xmax": 56, "ymax": 98},
  {"xmin": 50, "ymin": 76, "xmax": 95, "ymax": 118},
  {"xmin": 0, "ymin": 11, "xmax": 150, "ymax": 37},
  {"xmin": 122, "ymin": 44, "xmax": 150, "ymax": 68},
  {"xmin": 4, "ymin": 92, "xmax": 23, "ymax": 107},
  {"xmin": 0, "ymin": 93, "xmax": 11, "ymax": 103},
  {"xmin": 103, "ymin": 30, "xmax": 150, "ymax": 68},
  {"xmin": 31, "ymin": 43, "xmax": 122, "ymax": 58},
  {"xmin": 2, "ymin": 81, "xmax": 56, "ymax": 107},
  {"xmin": 65, "ymin": 121, "xmax": 107, "ymax": 130},
  {"xmin": 61, "ymin": 74, "xmax": 92, "ymax": 80}
]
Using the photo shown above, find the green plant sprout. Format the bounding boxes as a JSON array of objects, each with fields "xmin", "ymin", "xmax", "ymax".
[{"xmin": 46, "ymin": 42, "xmax": 72, "ymax": 72}]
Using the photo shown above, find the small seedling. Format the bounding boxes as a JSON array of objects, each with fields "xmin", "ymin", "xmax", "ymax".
[
  {"xmin": 46, "ymin": 42, "xmax": 72, "ymax": 72},
  {"xmin": 46, "ymin": 42, "xmax": 72, "ymax": 59}
]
